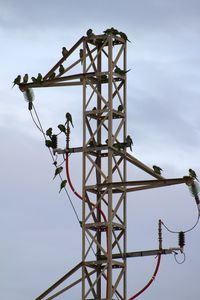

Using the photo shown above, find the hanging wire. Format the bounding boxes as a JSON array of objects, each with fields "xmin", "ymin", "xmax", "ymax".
[
  {"xmin": 161, "ymin": 180, "xmax": 200, "ymax": 234},
  {"xmin": 30, "ymin": 104, "xmax": 80, "ymax": 222},
  {"xmin": 161, "ymin": 215, "xmax": 200, "ymax": 234},
  {"xmin": 30, "ymin": 109, "xmax": 44, "ymax": 133},
  {"xmin": 29, "ymin": 103, "xmax": 97, "ymax": 257},
  {"xmin": 174, "ymin": 251, "xmax": 186, "ymax": 264}
]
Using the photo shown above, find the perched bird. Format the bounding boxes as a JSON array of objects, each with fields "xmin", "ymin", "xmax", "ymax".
[
  {"xmin": 53, "ymin": 166, "xmax": 63, "ymax": 179},
  {"xmin": 62, "ymin": 47, "xmax": 68, "ymax": 57},
  {"xmin": 118, "ymin": 31, "xmax": 131, "ymax": 42},
  {"xmin": 46, "ymin": 127, "xmax": 52, "ymax": 137},
  {"xmin": 59, "ymin": 64, "xmax": 65, "ymax": 75},
  {"xmin": 66, "ymin": 112, "xmax": 74, "ymax": 128},
  {"xmin": 53, "ymin": 161, "xmax": 57, "ymax": 166},
  {"xmin": 23, "ymin": 74, "xmax": 29, "ymax": 84},
  {"xmin": 59, "ymin": 180, "xmax": 67, "ymax": 193},
  {"xmin": 48, "ymin": 72, "xmax": 56, "ymax": 80},
  {"xmin": 118, "ymin": 104, "xmax": 124, "ymax": 112},
  {"xmin": 79, "ymin": 49, "xmax": 84, "ymax": 65},
  {"xmin": 110, "ymin": 27, "xmax": 119, "ymax": 35},
  {"xmin": 103, "ymin": 28, "xmax": 112, "ymax": 35},
  {"xmin": 114, "ymin": 140, "xmax": 124, "ymax": 151},
  {"xmin": 36, "ymin": 73, "xmax": 43, "ymax": 83},
  {"xmin": 189, "ymin": 169, "xmax": 199, "ymax": 181},
  {"xmin": 100, "ymin": 74, "xmax": 107, "ymax": 81},
  {"xmin": 31, "ymin": 76, "xmax": 37, "ymax": 83},
  {"xmin": 114, "ymin": 66, "xmax": 131, "ymax": 76},
  {"xmin": 104, "ymin": 27, "xmax": 118, "ymax": 35},
  {"xmin": 88, "ymin": 140, "xmax": 95, "ymax": 147},
  {"xmin": 126, "ymin": 135, "xmax": 133, "ymax": 151},
  {"xmin": 58, "ymin": 124, "xmax": 66, "ymax": 133},
  {"xmin": 153, "ymin": 165, "xmax": 163, "ymax": 175},
  {"xmin": 51, "ymin": 135, "xmax": 58, "ymax": 149},
  {"xmin": 86, "ymin": 29, "xmax": 94, "ymax": 38},
  {"xmin": 86, "ymin": 29, "xmax": 96, "ymax": 42},
  {"xmin": 12, "ymin": 75, "xmax": 21, "ymax": 87},
  {"xmin": 92, "ymin": 106, "xmax": 97, "ymax": 111},
  {"xmin": 45, "ymin": 140, "xmax": 53, "ymax": 148}
]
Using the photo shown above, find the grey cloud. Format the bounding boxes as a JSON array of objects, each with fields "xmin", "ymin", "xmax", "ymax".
[{"xmin": 1, "ymin": 0, "xmax": 200, "ymax": 35}]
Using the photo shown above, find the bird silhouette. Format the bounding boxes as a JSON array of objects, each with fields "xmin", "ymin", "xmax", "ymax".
[
  {"xmin": 58, "ymin": 124, "xmax": 66, "ymax": 133},
  {"xmin": 23, "ymin": 74, "xmax": 29, "ymax": 83},
  {"xmin": 46, "ymin": 128, "xmax": 52, "ymax": 137},
  {"xmin": 126, "ymin": 135, "xmax": 133, "ymax": 151},
  {"xmin": 53, "ymin": 167, "xmax": 63, "ymax": 179},
  {"xmin": 118, "ymin": 31, "xmax": 131, "ymax": 42},
  {"xmin": 12, "ymin": 75, "xmax": 21, "ymax": 88},
  {"xmin": 189, "ymin": 168, "xmax": 199, "ymax": 181},
  {"xmin": 62, "ymin": 47, "xmax": 68, "ymax": 57},
  {"xmin": 59, "ymin": 180, "xmax": 67, "ymax": 193},
  {"xmin": 114, "ymin": 66, "xmax": 131, "ymax": 76},
  {"xmin": 59, "ymin": 64, "xmax": 65, "ymax": 75},
  {"xmin": 36, "ymin": 73, "xmax": 43, "ymax": 83},
  {"xmin": 48, "ymin": 72, "xmax": 56, "ymax": 80},
  {"xmin": 66, "ymin": 112, "xmax": 74, "ymax": 128},
  {"xmin": 153, "ymin": 165, "xmax": 163, "ymax": 175},
  {"xmin": 118, "ymin": 104, "xmax": 124, "ymax": 112}
]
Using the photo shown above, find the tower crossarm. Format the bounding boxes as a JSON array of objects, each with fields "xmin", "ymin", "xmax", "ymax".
[
  {"xmin": 85, "ymin": 177, "xmax": 193, "ymax": 194},
  {"xmin": 99, "ymin": 248, "xmax": 182, "ymax": 259}
]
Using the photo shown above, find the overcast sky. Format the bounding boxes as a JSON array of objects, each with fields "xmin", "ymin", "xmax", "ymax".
[{"xmin": 1, "ymin": 0, "xmax": 200, "ymax": 299}]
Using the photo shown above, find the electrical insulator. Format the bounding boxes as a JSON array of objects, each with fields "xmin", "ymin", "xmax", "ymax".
[
  {"xmin": 66, "ymin": 125, "xmax": 70, "ymax": 149},
  {"xmin": 178, "ymin": 231, "xmax": 185, "ymax": 249},
  {"xmin": 51, "ymin": 134, "xmax": 58, "ymax": 149},
  {"xmin": 23, "ymin": 88, "xmax": 34, "ymax": 110},
  {"xmin": 28, "ymin": 102, "xmax": 33, "ymax": 111},
  {"xmin": 158, "ymin": 219, "xmax": 162, "ymax": 250}
]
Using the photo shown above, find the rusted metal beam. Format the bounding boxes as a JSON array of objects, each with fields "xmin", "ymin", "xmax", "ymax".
[
  {"xmin": 43, "ymin": 36, "xmax": 84, "ymax": 80},
  {"xmin": 35, "ymin": 262, "xmax": 83, "ymax": 300},
  {"xmin": 87, "ymin": 177, "xmax": 192, "ymax": 189},
  {"xmin": 99, "ymin": 248, "xmax": 181, "ymax": 260}
]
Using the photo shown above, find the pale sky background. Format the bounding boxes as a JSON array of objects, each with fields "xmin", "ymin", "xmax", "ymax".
[{"xmin": 1, "ymin": 0, "xmax": 200, "ymax": 299}]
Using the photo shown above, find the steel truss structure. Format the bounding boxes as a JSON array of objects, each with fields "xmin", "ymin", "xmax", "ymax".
[{"xmin": 19, "ymin": 33, "xmax": 195, "ymax": 300}]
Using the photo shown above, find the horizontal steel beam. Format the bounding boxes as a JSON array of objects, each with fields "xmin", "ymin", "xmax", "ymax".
[
  {"xmin": 85, "ymin": 177, "xmax": 193, "ymax": 194},
  {"xmin": 99, "ymin": 248, "xmax": 181, "ymax": 260}
]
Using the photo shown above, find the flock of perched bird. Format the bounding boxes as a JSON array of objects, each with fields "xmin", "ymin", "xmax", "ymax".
[
  {"xmin": 12, "ymin": 27, "xmax": 130, "ymax": 88},
  {"xmin": 13, "ymin": 28, "xmax": 198, "ymax": 184},
  {"xmin": 152, "ymin": 165, "xmax": 198, "ymax": 182}
]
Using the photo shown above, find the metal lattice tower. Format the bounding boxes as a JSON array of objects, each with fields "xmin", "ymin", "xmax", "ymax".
[
  {"xmin": 18, "ymin": 32, "xmax": 197, "ymax": 300},
  {"xmin": 81, "ymin": 35, "xmax": 127, "ymax": 300}
]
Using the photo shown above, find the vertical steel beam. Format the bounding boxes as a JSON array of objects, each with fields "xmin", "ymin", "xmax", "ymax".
[
  {"xmin": 82, "ymin": 37, "xmax": 87, "ymax": 300},
  {"xmin": 107, "ymin": 35, "xmax": 113, "ymax": 299},
  {"xmin": 123, "ymin": 41, "xmax": 127, "ymax": 300},
  {"xmin": 96, "ymin": 42, "xmax": 102, "ymax": 299}
]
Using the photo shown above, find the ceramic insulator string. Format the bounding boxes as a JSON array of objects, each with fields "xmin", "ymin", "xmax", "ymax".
[
  {"xmin": 178, "ymin": 231, "xmax": 185, "ymax": 249},
  {"xmin": 158, "ymin": 219, "xmax": 162, "ymax": 250}
]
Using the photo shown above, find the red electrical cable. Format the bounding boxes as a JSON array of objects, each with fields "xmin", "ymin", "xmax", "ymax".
[
  {"xmin": 128, "ymin": 254, "xmax": 161, "ymax": 300},
  {"xmin": 65, "ymin": 153, "xmax": 107, "ymax": 222},
  {"xmin": 66, "ymin": 152, "xmax": 161, "ymax": 299},
  {"xmin": 65, "ymin": 152, "xmax": 109, "ymax": 297}
]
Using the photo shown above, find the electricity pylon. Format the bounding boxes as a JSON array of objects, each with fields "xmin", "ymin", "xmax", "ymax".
[{"xmin": 19, "ymin": 32, "xmax": 197, "ymax": 300}]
